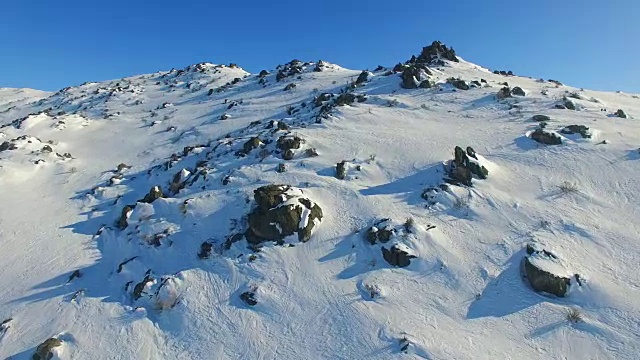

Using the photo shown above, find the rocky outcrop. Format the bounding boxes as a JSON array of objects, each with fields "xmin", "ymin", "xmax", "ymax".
[
  {"xmin": 532, "ymin": 115, "xmax": 551, "ymax": 122},
  {"xmin": 141, "ymin": 186, "xmax": 164, "ymax": 203},
  {"xmin": 447, "ymin": 78, "xmax": 469, "ymax": 90},
  {"xmin": 33, "ymin": 338, "xmax": 62, "ymax": 360},
  {"xmin": 511, "ymin": 86, "xmax": 526, "ymax": 96},
  {"xmin": 561, "ymin": 125, "xmax": 591, "ymax": 139},
  {"xmin": 240, "ymin": 291, "xmax": 258, "ymax": 306},
  {"xmin": 414, "ymin": 41, "xmax": 459, "ymax": 64},
  {"xmin": 245, "ymin": 185, "xmax": 323, "ymax": 244},
  {"xmin": 445, "ymin": 146, "xmax": 488, "ymax": 186},
  {"xmin": 400, "ymin": 64, "xmax": 432, "ymax": 89},
  {"xmin": 381, "ymin": 245, "xmax": 416, "ymax": 267},
  {"xmin": 366, "ymin": 220, "xmax": 394, "ymax": 244},
  {"xmin": 522, "ymin": 244, "xmax": 580, "ymax": 297},
  {"xmin": 615, "ymin": 109, "xmax": 627, "ymax": 118},
  {"xmin": 530, "ymin": 129, "xmax": 562, "ymax": 145},
  {"xmin": 496, "ymin": 87, "xmax": 511, "ymax": 100}
]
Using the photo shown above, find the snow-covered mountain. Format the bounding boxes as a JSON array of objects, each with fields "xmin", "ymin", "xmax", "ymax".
[{"xmin": 1, "ymin": 42, "xmax": 639, "ymax": 360}]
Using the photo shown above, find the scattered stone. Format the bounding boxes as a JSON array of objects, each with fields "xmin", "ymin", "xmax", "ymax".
[
  {"xmin": 245, "ymin": 185, "xmax": 323, "ymax": 244},
  {"xmin": 445, "ymin": 146, "xmax": 488, "ymax": 186},
  {"xmin": 336, "ymin": 161, "xmax": 347, "ymax": 180},
  {"xmin": 561, "ymin": 125, "xmax": 591, "ymax": 139},
  {"xmin": 615, "ymin": 109, "xmax": 627, "ymax": 118},
  {"xmin": 335, "ymin": 93, "xmax": 357, "ymax": 106},
  {"xmin": 277, "ymin": 135, "xmax": 302, "ymax": 153},
  {"xmin": 41, "ymin": 145, "xmax": 53, "ymax": 153},
  {"xmin": 355, "ymin": 70, "xmax": 369, "ymax": 85},
  {"xmin": 116, "ymin": 205, "xmax": 135, "ymax": 230},
  {"xmin": 283, "ymin": 83, "xmax": 296, "ymax": 91},
  {"xmin": 305, "ymin": 148, "xmax": 319, "ymax": 157},
  {"xmin": 366, "ymin": 221, "xmax": 394, "ymax": 245},
  {"xmin": 67, "ymin": 270, "xmax": 82, "ymax": 283},
  {"xmin": 563, "ymin": 98, "xmax": 576, "ymax": 110},
  {"xmin": 532, "ymin": 114, "xmax": 551, "ymax": 122},
  {"xmin": 496, "ymin": 87, "xmax": 511, "ymax": 100},
  {"xmin": 511, "ymin": 86, "xmax": 526, "ymax": 96},
  {"xmin": 277, "ymin": 163, "xmax": 286, "ymax": 173},
  {"xmin": 141, "ymin": 186, "xmax": 164, "ymax": 203},
  {"xmin": 523, "ymin": 244, "xmax": 574, "ymax": 297},
  {"xmin": 530, "ymin": 129, "xmax": 562, "ymax": 145},
  {"xmin": 32, "ymin": 338, "xmax": 63, "ymax": 360},
  {"xmin": 0, "ymin": 141, "xmax": 16, "ymax": 151},
  {"xmin": 283, "ymin": 149, "xmax": 294, "ymax": 160},
  {"xmin": 382, "ymin": 245, "xmax": 416, "ymax": 267},
  {"xmin": 242, "ymin": 137, "xmax": 262, "ymax": 154},
  {"xmin": 314, "ymin": 93, "xmax": 333, "ymax": 107},
  {"xmin": 447, "ymin": 78, "xmax": 469, "ymax": 90},
  {"xmin": 240, "ymin": 291, "xmax": 258, "ymax": 306},
  {"xmin": 198, "ymin": 241, "xmax": 213, "ymax": 259}
]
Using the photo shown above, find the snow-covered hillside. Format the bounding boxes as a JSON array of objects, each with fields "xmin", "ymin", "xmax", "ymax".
[{"xmin": 1, "ymin": 42, "xmax": 639, "ymax": 360}]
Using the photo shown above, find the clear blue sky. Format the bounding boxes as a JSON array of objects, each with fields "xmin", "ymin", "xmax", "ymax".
[{"xmin": 1, "ymin": 0, "xmax": 638, "ymax": 92}]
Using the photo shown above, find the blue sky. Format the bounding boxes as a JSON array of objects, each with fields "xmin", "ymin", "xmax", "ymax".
[{"xmin": 1, "ymin": 1, "xmax": 638, "ymax": 92}]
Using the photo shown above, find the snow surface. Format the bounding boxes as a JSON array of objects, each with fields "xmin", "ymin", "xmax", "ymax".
[{"xmin": 0, "ymin": 56, "xmax": 639, "ymax": 360}]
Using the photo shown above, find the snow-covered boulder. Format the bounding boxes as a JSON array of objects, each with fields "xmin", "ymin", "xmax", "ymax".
[
  {"xmin": 522, "ymin": 244, "xmax": 579, "ymax": 297},
  {"xmin": 33, "ymin": 338, "xmax": 62, "ymax": 360},
  {"xmin": 245, "ymin": 185, "xmax": 323, "ymax": 244}
]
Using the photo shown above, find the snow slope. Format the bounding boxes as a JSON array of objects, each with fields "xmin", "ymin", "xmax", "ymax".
[{"xmin": 0, "ymin": 50, "xmax": 639, "ymax": 360}]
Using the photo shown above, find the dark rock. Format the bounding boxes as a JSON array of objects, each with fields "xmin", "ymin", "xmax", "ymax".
[
  {"xmin": 523, "ymin": 254, "xmax": 570, "ymax": 297},
  {"xmin": 314, "ymin": 93, "xmax": 333, "ymax": 107},
  {"xmin": 246, "ymin": 185, "xmax": 323, "ymax": 244},
  {"xmin": 447, "ymin": 78, "xmax": 469, "ymax": 90},
  {"xmin": 116, "ymin": 205, "xmax": 135, "ymax": 230},
  {"xmin": 511, "ymin": 86, "xmax": 526, "ymax": 96},
  {"xmin": 141, "ymin": 186, "xmax": 163, "ymax": 203},
  {"xmin": 355, "ymin": 70, "xmax": 369, "ymax": 85},
  {"xmin": 532, "ymin": 115, "xmax": 551, "ymax": 122},
  {"xmin": 258, "ymin": 70, "xmax": 269, "ymax": 78},
  {"xmin": 366, "ymin": 224, "xmax": 394, "ymax": 245},
  {"xmin": 277, "ymin": 163, "xmax": 286, "ymax": 173},
  {"xmin": 400, "ymin": 65, "xmax": 431, "ymax": 89},
  {"xmin": 132, "ymin": 275, "xmax": 152, "ymax": 300},
  {"xmin": 277, "ymin": 135, "xmax": 302, "ymax": 153},
  {"xmin": 283, "ymin": 149, "xmax": 294, "ymax": 160},
  {"xmin": 198, "ymin": 241, "xmax": 213, "ymax": 259},
  {"xmin": 305, "ymin": 148, "xmax": 319, "ymax": 157},
  {"xmin": 564, "ymin": 98, "xmax": 576, "ymax": 110},
  {"xmin": 615, "ymin": 109, "xmax": 627, "ymax": 118},
  {"xmin": 67, "ymin": 269, "xmax": 82, "ymax": 283},
  {"xmin": 0, "ymin": 141, "xmax": 15, "ymax": 151},
  {"xmin": 445, "ymin": 146, "xmax": 488, "ymax": 186},
  {"xmin": 336, "ymin": 161, "xmax": 347, "ymax": 180},
  {"xmin": 283, "ymin": 83, "xmax": 296, "ymax": 91},
  {"xmin": 240, "ymin": 291, "xmax": 258, "ymax": 306},
  {"xmin": 415, "ymin": 41, "xmax": 459, "ymax": 64},
  {"xmin": 374, "ymin": 65, "xmax": 385, "ymax": 72},
  {"xmin": 530, "ymin": 129, "xmax": 562, "ymax": 145},
  {"xmin": 561, "ymin": 125, "xmax": 591, "ymax": 139},
  {"xmin": 33, "ymin": 338, "xmax": 62, "ymax": 360},
  {"xmin": 470, "ymin": 80, "xmax": 482, "ymax": 87},
  {"xmin": 335, "ymin": 93, "xmax": 356, "ymax": 106},
  {"xmin": 242, "ymin": 137, "xmax": 262, "ymax": 154},
  {"xmin": 419, "ymin": 80, "xmax": 432, "ymax": 88},
  {"xmin": 41, "ymin": 145, "xmax": 53, "ymax": 153},
  {"xmin": 496, "ymin": 87, "xmax": 511, "ymax": 100},
  {"xmin": 207, "ymin": 88, "xmax": 214, "ymax": 96},
  {"xmin": 554, "ymin": 104, "xmax": 567, "ymax": 109},
  {"xmin": 382, "ymin": 245, "xmax": 416, "ymax": 267},
  {"xmin": 277, "ymin": 121, "xmax": 289, "ymax": 131}
]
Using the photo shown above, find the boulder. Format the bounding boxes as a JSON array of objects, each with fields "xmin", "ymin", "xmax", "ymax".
[
  {"xmin": 336, "ymin": 161, "xmax": 347, "ymax": 180},
  {"xmin": 447, "ymin": 78, "xmax": 469, "ymax": 90},
  {"xmin": 522, "ymin": 245, "xmax": 574, "ymax": 297},
  {"xmin": 415, "ymin": 41, "xmax": 459, "ymax": 64},
  {"xmin": 530, "ymin": 129, "xmax": 562, "ymax": 145},
  {"xmin": 615, "ymin": 109, "xmax": 627, "ymax": 118},
  {"xmin": 245, "ymin": 185, "xmax": 323, "ymax": 244},
  {"xmin": 561, "ymin": 125, "xmax": 591, "ymax": 139},
  {"xmin": 382, "ymin": 245, "xmax": 416, "ymax": 267},
  {"xmin": 532, "ymin": 114, "xmax": 551, "ymax": 122},
  {"xmin": 563, "ymin": 98, "xmax": 576, "ymax": 110},
  {"xmin": 116, "ymin": 205, "xmax": 135, "ymax": 230},
  {"xmin": 511, "ymin": 86, "xmax": 526, "ymax": 96},
  {"xmin": 366, "ymin": 220, "xmax": 394, "ymax": 244},
  {"xmin": 355, "ymin": 70, "xmax": 369, "ymax": 85},
  {"xmin": 283, "ymin": 83, "xmax": 296, "ymax": 91},
  {"xmin": 496, "ymin": 87, "xmax": 511, "ymax": 100},
  {"xmin": 277, "ymin": 135, "xmax": 302, "ymax": 153},
  {"xmin": 335, "ymin": 93, "xmax": 356, "ymax": 106},
  {"xmin": 198, "ymin": 242, "xmax": 213, "ymax": 259},
  {"xmin": 445, "ymin": 146, "xmax": 488, "ymax": 186},
  {"xmin": 141, "ymin": 186, "xmax": 163, "ymax": 203},
  {"xmin": 400, "ymin": 65, "xmax": 431, "ymax": 89},
  {"xmin": 314, "ymin": 93, "xmax": 333, "ymax": 107},
  {"xmin": 33, "ymin": 338, "xmax": 62, "ymax": 360},
  {"xmin": 242, "ymin": 137, "xmax": 262, "ymax": 154},
  {"xmin": 240, "ymin": 291, "xmax": 258, "ymax": 306},
  {"xmin": 258, "ymin": 70, "xmax": 269, "ymax": 78}
]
